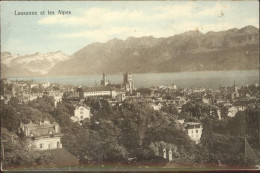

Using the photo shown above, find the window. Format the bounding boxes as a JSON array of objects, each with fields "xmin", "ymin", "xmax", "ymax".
[
  {"xmin": 196, "ymin": 130, "xmax": 198, "ymax": 133},
  {"xmin": 81, "ymin": 116, "xmax": 83, "ymax": 119},
  {"xmin": 40, "ymin": 144, "xmax": 43, "ymax": 148}
]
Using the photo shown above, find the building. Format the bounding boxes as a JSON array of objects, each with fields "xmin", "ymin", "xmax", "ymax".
[
  {"xmin": 18, "ymin": 118, "xmax": 79, "ymax": 168},
  {"xmin": 176, "ymin": 118, "xmax": 185, "ymax": 125},
  {"xmin": 227, "ymin": 106, "xmax": 238, "ymax": 117},
  {"xmin": 83, "ymin": 87, "xmax": 117, "ymax": 98},
  {"xmin": 41, "ymin": 82, "xmax": 51, "ymax": 88},
  {"xmin": 151, "ymin": 103, "xmax": 163, "ymax": 111},
  {"xmin": 184, "ymin": 122, "xmax": 203, "ymax": 144},
  {"xmin": 229, "ymin": 81, "xmax": 240, "ymax": 101},
  {"xmin": 71, "ymin": 104, "xmax": 91, "ymax": 122},
  {"xmin": 209, "ymin": 107, "xmax": 221, "ymax": 120},
  {"xmin": 122, "ymin": 72, "xmax": 134, "ymax": 94},
  {"xmin": 100, "ymin": 72, "xmax": 109, "ymax": 87},
  {"xmin": 18, "ymin": 118, "xmax": 63, "ymax": 150}
]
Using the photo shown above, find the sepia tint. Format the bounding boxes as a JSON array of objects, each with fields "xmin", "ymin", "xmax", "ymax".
[{"xmin": 1, "ymin": 0, "xmax": 259, "ymax": 171}]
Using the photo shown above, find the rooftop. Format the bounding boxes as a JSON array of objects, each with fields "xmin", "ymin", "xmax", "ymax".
[{"xmin": 45, "ymin": 148, "xmax": 79, "ymax": 167}]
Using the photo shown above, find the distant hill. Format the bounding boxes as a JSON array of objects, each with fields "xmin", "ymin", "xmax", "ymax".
[
  {"xmin": 48, "ymin": 25, "xmax": 259, "ymax": 76},
  {"xmin": 1, "ymin": 25, "xmax": 259, "ymax": 78},
  {"xmin": 1, "ymin": 51, "xmax": 70, "ymax": 78}
]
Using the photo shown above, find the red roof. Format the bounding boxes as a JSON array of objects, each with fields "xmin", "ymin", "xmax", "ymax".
[{"xmin": 45, "ymin": 148, "xmax": 79, "ymax": 167}]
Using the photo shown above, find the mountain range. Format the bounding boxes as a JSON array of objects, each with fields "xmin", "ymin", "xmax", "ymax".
[
  {"xmin": 1, "ymin": 51, "xmax": 70, "ymax": 77},
  {"xmin": 1, "ymin": 25, "xmax": 259, "ymax": 78}
]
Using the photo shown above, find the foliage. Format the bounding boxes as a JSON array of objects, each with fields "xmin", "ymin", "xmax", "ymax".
[
  {"xmin": 136, "ymin": 88, "xmax": 152, "ymax": 96},
  {"xmin": 199, "ymin": 109, "xmax": 260, "ymax": 166}
]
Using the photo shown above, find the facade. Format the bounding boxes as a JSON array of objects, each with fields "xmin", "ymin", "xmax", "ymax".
[
  {"xmin": 184, "ymin": 122, "xmax": 203, "ymax": 144},
  {"xmin": 71, "ymin": 105, "xmax": 91, "ymax": 122},
  {"xmin": 18, "ymin": 118, "xmax": 63, "ymax": 150},
  {"xmin": 227, "ymin": 106, "xmax": 245, "ymax": 117},
  {"xmin": 79, "ymin": 86, "xmax": 118, "ymax": 98},
  {"xmin": 84, "ymin": 89, "xmax": 117, "ymax": 98}
]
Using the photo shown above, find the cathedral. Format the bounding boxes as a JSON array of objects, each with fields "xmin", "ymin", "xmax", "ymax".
[{"xmin": 122, "ymin": 72, "xmax": 134, "ymax": 94}]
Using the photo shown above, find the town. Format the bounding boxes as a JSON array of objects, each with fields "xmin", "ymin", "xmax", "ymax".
[{"xmin": 1, "ymin": 72, "xmax": 260, "ymax": 170}]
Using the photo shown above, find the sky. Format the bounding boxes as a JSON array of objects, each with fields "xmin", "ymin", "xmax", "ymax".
[{"xmin": 1, "ymin": 1, "xmax": 259, "ymax": 56}]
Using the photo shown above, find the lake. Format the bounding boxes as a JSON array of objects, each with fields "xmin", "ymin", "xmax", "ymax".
[{"xmin": 9, "ymin": 70, "xmax": 259, "ymax": 89}]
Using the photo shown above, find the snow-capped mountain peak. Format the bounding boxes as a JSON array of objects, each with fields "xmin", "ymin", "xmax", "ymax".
[{"xmin": 1, "ymin": 51, "xmax": 71, "ymax": 75}]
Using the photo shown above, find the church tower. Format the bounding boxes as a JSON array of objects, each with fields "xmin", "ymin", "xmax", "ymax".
[
  {"xmin": 233, "ymin": 81, "xmax": 238, "ymax": 93},
  {"xmin": 123, "ymin": 72, "xmax": 134, "ymax": 94},
  {"xmin": 101, "ymin": 72, "xmax": 108, "ymax": 86}
]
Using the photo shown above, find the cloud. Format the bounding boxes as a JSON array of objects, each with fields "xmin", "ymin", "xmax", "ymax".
[
  {"xmin": 38, "ymin": 7, "xmax": 148, "ymax": 27},
  {"xmin": 42, "ymin": 1, "xmax": 258, "ymax": 43},
  {"xmin": 56, "ymin": 26, "xmax": 169, "ymax": 41},
  {"xmin": 155, "ymin": 2, "xmax": 196, "ymax": 19},
  {"xmin": 155, "ymin": 2, "xmax": 231, "ymax": 20},
  {"xmin": 243, "ymin": 18, "xmax": 259, "ymax": 28},
  {"xmin": 196, "ymin": 2, "xmax": 231, "ymax": 17},
  {"xmin": 38, "ymin": 2, "xmax": 230, "ymax": 27}
]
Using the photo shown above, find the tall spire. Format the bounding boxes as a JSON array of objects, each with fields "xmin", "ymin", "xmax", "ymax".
[{"xmin": 101, "ymin": 72, "xmax": 108, "ymax": 86}]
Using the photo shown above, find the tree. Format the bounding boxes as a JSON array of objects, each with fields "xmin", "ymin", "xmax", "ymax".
[
  {"xmin": 136, "ymin": 88, "xmax": 152, "ymax": 96},
  {"xmin": 161, "ymin": 105, "xmax": 178, "ymax": 115},
  {"xmin": 28, "ymin": 96, "xmax": 55, "ymax": 114}
]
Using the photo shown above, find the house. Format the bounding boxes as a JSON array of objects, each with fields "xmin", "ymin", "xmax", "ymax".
[
  {"xmin": 184, "ymin": 122, "xmax": 203, "ymax": 144},
  {"xmin": 18, "ymin": 118, "xmax": 63, "ymax": 150},
  {"xmin": 151, "ymin": 103, "xmax": 162, "ymax": 111},
  {"xmin": 227, "ymin": 106, "xmax": 238, "ymax": 117},
  {"xmin": 71, "ymin": 105, "xmax": 91, "ymax": 123},
  {"xmin": 41, "ymin": 82, "xmax": 51, "ymax": 88},
  {"xmin": 176, "ymin": 118, "xmax": 185, "ymax": 125},
  {"xmin": 54, "ymin": 95, "xmax": 62, "ymax": 107},
  {"xmin": 18, "ymin": 118, "xmax": 79, "ymax": 168}
]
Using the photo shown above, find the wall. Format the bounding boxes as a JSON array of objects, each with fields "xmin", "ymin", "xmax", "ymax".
[
  {"xmin": 33, "ymin": 137, "xmax": 62, "ymax": 150},
  {"xmin": 74, "ymin": 106, "xmax": 90, "ymax": 121}
]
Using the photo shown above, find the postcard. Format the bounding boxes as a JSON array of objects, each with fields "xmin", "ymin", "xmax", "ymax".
[{"xmin": 1, "ymin": 0, "xmax": 259, "ymax": 171}]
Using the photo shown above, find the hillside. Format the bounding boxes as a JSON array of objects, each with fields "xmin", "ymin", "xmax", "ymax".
[{"xmin": 48, "ymin": 25, "xmax": 259, "ymax": 76}]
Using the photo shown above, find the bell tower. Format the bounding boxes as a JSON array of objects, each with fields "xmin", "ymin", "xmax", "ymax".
[{"xmin": 101, "ymin": 72, "xmax": 108, "ymax": 86}]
